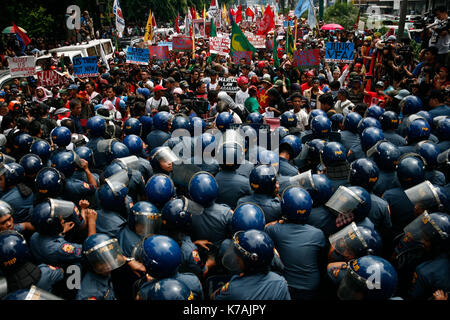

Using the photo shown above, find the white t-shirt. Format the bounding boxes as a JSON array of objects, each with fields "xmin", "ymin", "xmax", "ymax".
[
  {"xmin": 145, "ymin": 97, "xmax": 169, "ymax": 114},
  {"xmin": 235, "ymin": 89, "xmax": 249, "ymax": 106},
  {"xmin": 292, "ymin": 108, "xmax": 309, "ymax": 131}
]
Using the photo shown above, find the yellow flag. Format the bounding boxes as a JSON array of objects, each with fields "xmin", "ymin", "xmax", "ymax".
[
  {"xmin": 144, "ymin": 9, "xmax": 153, "ymax": 42},
  {"xmin": 192, "ymin": 24, "xmax": 195, "ymax": 59},
  {"xmin": 294, "ymin": 18, "xmax": 298, "ymax": 51}
]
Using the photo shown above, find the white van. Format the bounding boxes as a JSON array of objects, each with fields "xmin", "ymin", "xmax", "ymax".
[{"xmin": 48, "ymin": 39, "xmax": 114, "ymax": 62}]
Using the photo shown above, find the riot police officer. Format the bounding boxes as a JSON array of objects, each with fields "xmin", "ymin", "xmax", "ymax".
[
  {"xmin": 123, "ymin": 134, "xmax": 153, "ymax": 181},
  {"xmin": 320, "ymin": 142, "xmax": 350, "ymax": 192},
  {"xmin": 144, "ymin": 174, "xmax": 175, "ymax": 209},
  {"xmin": 146, "ymin": 111, "xmax": 173, "ymax": 150},
  {"xmin": 278, "ymin": 135, "xmax": 301, "ymax": 177},
  {"xmin": 416, "ymin": 141, "xmax": 446, "ymax": 186},
  {"xmin": 370, "ymin": 141, "xmax": 402, "ymax": 196},
  {"xmin": 379, "ymin": 111, "xmax": 406, "ymax": 146}
]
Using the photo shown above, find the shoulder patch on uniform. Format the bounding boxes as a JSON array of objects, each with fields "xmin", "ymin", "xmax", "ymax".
[
  {"xmin": 47, "ymin": 265, "xmax": 59, "ymax": 271},
  {"xmin": 83, "ymin": 182, "xmax": 90, "ymax": 189},
  {"xmin": 88, "ymin": 297, "xmax": 97, "ymax": 300},
  {"xmin": 61, "ymin": 243, "xmax": 75, "ymax": 254},
  {"xmin": 192, "ymin": 250, "xmax": 201, "ymax": 263},
  {"xmin": 220, "ymin": 282, "xmax": 230, "ymax": 293}
]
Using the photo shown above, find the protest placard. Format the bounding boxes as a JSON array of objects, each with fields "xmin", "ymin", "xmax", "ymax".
[
  {"xmin": 148, "ymin": 46, "xmax": 170, "ymax": 61},
  {"xmin": 7, "ymin": 56, "xmax": 36, "ymax": 77},
  {"xmin": 325, "ymin": 42, "xmax": 354, "ymax": 63},
  {"xmin": 72, "ymin": 56, "xmax": 99, "ymax": 78},
  {"xmin": 172, "ymin": 36, "xmax": 193, "ymax": 51},
  {"xmin": 283, "ymin": 21, "xmax": 294, "ymax": 28},
  {"xmin": 209, "ymin": 37, "xmax": 231, "ymax": 56},
  {"xmin": 158, "ymin": 42, "xmax": 173, "ymax": 50},
  {"xmin": 231, "ymin": 51, "xmax": 252, "ymax": 64},
  {"xmin": 292, "ymin": 49, "xmax": 320, "ymax": 68},
  {"xmin": 37, "ymin": 70, "xmax": 69, "ymax": 87},
  {"xmin": 218, "ymin": 77, "xmax": 239, "ymax": 94},
  {"xmin": 126, "ymin": 47, "xmax": 149, "ymax": 65},
  {"xmin": 244, "ymin": 32, "xmax": 266, "ymax": 49}
]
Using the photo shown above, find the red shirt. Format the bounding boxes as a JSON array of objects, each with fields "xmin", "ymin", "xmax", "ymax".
[
  {"xmin": 364, "ymin": 91, "xmax": 386, "ymax": 108},
  {"xmin": 300, "ymin": 82, "xmax": 312, "ymax": 95}
]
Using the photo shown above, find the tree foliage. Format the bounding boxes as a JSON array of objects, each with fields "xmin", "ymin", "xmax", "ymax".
[{"xmin": 323, "ymin": 2, "xmax": 359, "ymax": 30}]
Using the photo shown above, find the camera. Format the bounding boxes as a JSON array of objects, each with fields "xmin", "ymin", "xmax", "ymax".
[{"xmin": 180, "ymin": 98, "xmax": 209, "ymax": 115}]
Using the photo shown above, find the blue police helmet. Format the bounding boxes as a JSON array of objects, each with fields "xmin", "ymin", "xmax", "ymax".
[
  {"xmin": 198, "ymin": 132, "xmax": 216, "ymax": 152},
  {"xmin": 161, "ymin": 198, "xmax": 192, "ymax": 231},
  {"xmin": 321, "ymin": 142, "xmax": 347, "ymax": 166},
  {"xmin": 146, "ymin": 278, "xmax": 193, "ymax": 300},
  {"xmin": 280, "ymin": 111, "xmax": 298, "ymax": 128},
  {"xmin": 13, "ymin": 133, "xmax": 33, "ymax": 152},
  {"xmin": 50, "ymin": 126, "xmax": 71, "ymax": 147},
  {"xmin": 19, "ymin": 154, "xmax": 43, "ymax": 176},
  {"xmin": 110, "ymin": 141, "xmax": 130, "ymax": 160},
  {"xmin": 416, "ymin": 111, "xmax": 433, "ymax": 128},
  {"xmin": 104, "ymin": 162, "xmax": 126, "ymax": 179},
  {"xmin": 86, "ymin": 116, "xmax": 106, "ymax": 137},
  {"xmin": 145, "ymin": 174, "xmax": 175, "ymax": 208},
  {"xmin": 139, "ymin": 115, "xmax": 153, "ymax": 135},
  {"xmin": 51, "ymin": 151, "xmax": 76, "ymax": 178},
  {"xmin": 272, "ymin": 126, "xmax": 290, "ymax": 140},
  {"xmin": 153, "ymin": 111, "xmax": 173, "ymax": 132},
  {"xmin": 305, "ymin": 174, "xmax": 334, "ymax": 206},
  {"xmin": 249, "ymin": 164, "xmax": 277, "ymax": 195},
  {"xmin": 338, "ymin": 255, "xmax": 398, "ymax": 300},
  {"xmin": 428, "ymin": 212, "xmax": 450, "ymax": 249},
  {"xmin": 2, "ymin": 163, "xmax": 25, "ymax": 188},
  {"xmin": 123, "ymin": 134, "xmax": 143, "ymax": 156},
  {"xmin": 330, "ymin": 113, "xmax": 344, "ymax": 131},
  {"xmin": 343, "ymin": 112, "xmax": 363, "ymax": 133},
  {"xmin": 119, "ymin": 99, "xmax": 126, "ymax": 110},
  {"xmin": 232, "ymin": 230, "xmax": 274, "ymax": 271},
  {"xmin": 171, "ymin": 115, "xmax": 191, "ymax": 132},
  {"xmin": 435, "ymin": 117, "xmax": 450, "ymax": 141},
  {"xmin": 407, "ymin": 118, "xmax": 430, "ymax": 143},
  {"xmin": 308, "ymin": 109, "xmax": 327, "ymax": 125},
  {"xmin": 98, "ymin": 180, "xmax": 129, "ymax": 211},
  {"xmin": 396, "ymin": 155, "xmax": 425, "ymax": 188},
  {"xmin": 190, "ymin": 116, "xmax": 206, "ymax": 135},
  {"xmin": 372, "ymin": 141, "xmax": 401, "ymax": 171},
  {"xmin": 142, "ymin": 235, "xmax": 182, "ymax": 279},
  {"xmin": 3, "ymin": 287, "xmax": 62, "ymax": 300},
  {"xmin": 348, "ymin": 186, "xmax": 372, "ymax": 221},
  {"xmin": 231, "ymin": 203, "xmax": 266, "ymax": 234},
  {"xmin": 137, "ymin": 87, "xmax": 150, "ymax": 99},
  {"xmin": 281, "ymin": 186, "xmax": 313, "ymax": 223},
  {"xmin": 216, "ymin": 112, "xmax": 234, "ymax": 131},
  {"xmin": 311, "ymin": 115, "xmax": 332, "ymax": 137},
  {"xmin": 124, "ymin": 117, "xmax": 142, "ymax": 136},
  {"xmin": 35, "ymin": 167, "xmax": 63, "ymax": 196},
  {"xmin": 188, "ymin": 172, "xmax": 218, "ymax": 207},
  {"xmin": 30, "ymin": 198, "xmax": 80, "ymax": 235},
  {"xmin": 379, "ymin": 111, "xmax": 399, "ymax": 131},
  {"xmin": 74, "ymin": 146, "xmax": 94, "ymax": 167},
  {"xmin": 0, "ymin": 200, "xmax": 13, "ymax": 218},
  {"xmin": 83, "ymin": 233, "xmax": 126, "ymax": 273},
  {"xmin": 0, "ymin": 230, "xmax": 32, "ymax": 271},
  {"xmin": 246, "ymin": 112, "xmax": 263, "ymax": 126},
  {"xmin": 416, "ymin": 142, "xmax": 441, "ymax": 168},
  {"xmin": 258, "ymin": 150, "xmax": 279, "ymax": 172},
  {"xmin": 361, "ymin": 127, "xmax": 384, "ymax": 152},
  {"xmin": 357, "ymin": 117, "xmax": 381, "ymax": 134},
  {"xmin": 349, "ymin": 158, "xmax": 380, "ymax": 191},
  {"xmin": 366, "ymin": 105, "xmax": 384, "ymax": 120},
  {"xmin": 280, "ymin": 135, "xmax": 302, "ymax": 159},
  {"xmin": 218, "ymin": 142, "xmax": 244, "ymax": 170},
  {"xmin": 128, "ymin": 201, "xmax": 161, "ymax": 237},
  {"xmin": 307, "ymin": 139, "xmax": 328, "ymax": 160},
  {"xmin": 402, "ymin": 95, "xmax": 423, "ymax": 115},
  {"xmin": 30, "ymin": 140, "xmax": 51, "ymax": 162}
]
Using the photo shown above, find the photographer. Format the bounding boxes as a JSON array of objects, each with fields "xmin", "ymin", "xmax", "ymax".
[{"xmin": 428, "ymin": 6, "xmax": 449, "ymax": 68}]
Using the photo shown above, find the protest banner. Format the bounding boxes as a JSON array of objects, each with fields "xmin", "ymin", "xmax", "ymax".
[
  {"xmin": 158, "ymin": 41, "xmax": 173, "ymax": 50},
  {"xmin": 7, "ymin": 56, "xmax": 36, "ymax": 77},
  {"xmin": 126, "ymin": 47, "xmax": 149, "ymax": 65},
  {"xmin": 37, "ymin": 70, "xmax": 69, "ymax": 87},
  {"xmin": 244, "ymin": 32, "xmax": 266, "ymax": 49},
  {"xmin": 72, "ymin": 56, "xmax": 99, "ymax": 78},
  {"xmin": 231, "ymin": 51, "xmax": 252, "ymax": 64},
  {"xmin": 209, "ymin": 37, "xmax": 231, "ymax": 56},
  {"xmin": 292, "ymin": 49, "xmax": 320, "ymax": 68},
  {"xmin": 193, "ymin": 19, "xmax": 210, "ymax": 38},
  {"xmin": 218, "ymin": 77, "xmax": 239, "ymax": 94},
  {"xmin": 172, "ymin": 36, "xmax": 193, "ymax": 51},
  {"xmin": 325, "ymin": 42, "xmax": 354, "ymax": 63},
  {"xmin": 148, "ymin": 46, "xmax": 170, "ymax": 61},
  {"xmin": 283, "ymin": 21, "xmax": 294, "ymax": 28}
]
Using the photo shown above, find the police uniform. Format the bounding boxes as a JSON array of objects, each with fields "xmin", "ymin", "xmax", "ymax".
[
  {"xmin": 138, "ymin": 272, "xmax": 204, "ymax": 300},
  {"xmin": 278, "ymin": 158, "xmax": 299, "ymax": 177},
  {"xmin": 0, "ymin": 186, "xmax": 34, "ymax": 223},
  {"xmin": 409, "ymin": 253, "xmax": 450, "ymax": 300},
  {"xmin": 236, "ymin": 160, "xmax": 255, "ymax": 178},
  {"xmin": 179, "ymin": 234, "xmax": 206, "ymax": 277},
  {"xmin": 211, "ymin": 272, "xmax": 291, "ymax": 300},
  {"xmin": 86, "ymin": 137, "xmax": 107, "ymax": 170},
  {"xmin": 76, "ymin": 270, "xmax": 116, "ymax": 300},
  {"xmin": 382, "ymin": 187, "xmax": 415, "ymax": 237},
  {"xmin": 117, "ymin": 225, "xmax": 142, "ymax": 257},
  {"xmin": 146, "ymin": 130, "xmax": 171, "ymax": 151},
  {"xmin": 63, "ymin": 177, "xmax": 96, "ymax": 204},
  {"xmin": 383, "ymin": 130, "xmax": 407, "ymax": 146},
  {"xmin": 237, "ymin": 194, "xmax": 281, "ymax": 223},
  {"xmin": 372, "ymin": 170, "xmax": 401, "ymax": 197},
  {"xmin": 265, "ymin": 221, "xmax": 327, "ymax": 299},
  {"xmin": 305, "ymin": 206, "xmax": 339, "ymax": 237},
  {"xmin": 215, "ymin": 170, "xmax": 253, "ymax": 209},
  {"xmin": 191, "ymin": 203, "xmax": 233, "ymax": 246},
  {"xmin": 95, "ymin": 209, "xmax": 128, "ymax": 240},
  {"xmin": 425, "ymin": 170, "xmax": 446, "ymax": 186},
  {"xmin": 29, "ymin": 233, "xmax": 83, "ymax": 268},
  {"xmin": 127, "ymin": 169, "xmax": 146, "ymax": 202},
  {"xmin": 368, "ymin": 194, "xmax": 392, "ymax": 234},
  {"xmin": 346, "ymin": 144, "xmax": 365, "ymax": 163},
  {"xmin": 72, "ymin": 170, "xmax": 100, "ymax": 185},
  {"xmin": 137, "ymin": 157, "xmax": 153, "ymax": 181},
  {"xmin": 36, "ymin": 263, "xmax": 65, "ymax": 293},
  {"xmin": 340, "ymin": 130, "xmax": 360, "ymax": 155}
]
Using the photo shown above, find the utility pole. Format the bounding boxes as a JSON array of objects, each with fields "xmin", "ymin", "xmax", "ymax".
[{"xmin": 398, "ymin": 0, "xmax": 408, "ymax": 41}]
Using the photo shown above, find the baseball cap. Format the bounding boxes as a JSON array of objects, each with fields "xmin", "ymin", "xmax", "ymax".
[
  {"xmin": 237, "ymin": 76, "xmax": 249, "ymax": 86},
  {"xmin": 394, "ymin": 89, "xmax": 410, "ymax": 100},
  {"xmin": 375, "ymin": 81, "xmax": 384, "ymax": 87},
  {"xmin": 273, "ymin": 80, "xmax": 284, "ymax": 87},
  {"xmin": 153, "ymin": 85, "xmax": 167, "ymax": 92},
  {"xmin": 179, "ymin": 80, "xmax": 189, "ymax": 88}
]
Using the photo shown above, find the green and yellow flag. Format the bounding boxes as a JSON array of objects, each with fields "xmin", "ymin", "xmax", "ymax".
[
  {"xmin": 273, "ymin": 32, "xmax": 280, "ymax": 68},
  {"xmin": 230, "ymin": 16, "xmax": 256, "ymax": 57},
  {"xmin": 286, "ymin": 23, "xmax": 294, "ymax": 59}
]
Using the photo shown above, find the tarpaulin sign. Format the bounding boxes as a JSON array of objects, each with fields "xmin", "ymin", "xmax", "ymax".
[
  {"xmin": 292, "ymin": 49, "xmax": 320, "ymax": 68},
  {"xmin": 8, "ymin": 56, "xmax": 36, "ymax": 77},
  {"xmin": 172, "ymin": 36, "xmax": 193, "ymax": 51},
  {"xmin": 73, "ymin": 56, "xmax": 99, "ymax": 78},
  {"xmin": 218, "ymin": 77, "xmax": 239, "ymax": 94},
  {"xmin": 37, "ymin": 70, "xmax": 69, "ymax": 87},
  {"xmin": 231, "ymin": 51, "xmax": 252, "ymax": 64},
  {"xmin": 158, "ymin": 42, "xmax": 173, "ymax": 50},
  {"xmin": 148, "ymin": 46, "xmax": 170, "ymax": 61},
  {"xmin": 244, "ymin": 32, "xmax": 266, "ymax": 49},
  {"xmin": 209, "ymin": 37, "xmax": 231, "ymax": 56},
  {"xmin": 325, "ymin": 42, "xmax": 354, "ymax": 63},
  {"xmin": 126, "ymin": 47, "xmax": 149, "ymax": 65}
]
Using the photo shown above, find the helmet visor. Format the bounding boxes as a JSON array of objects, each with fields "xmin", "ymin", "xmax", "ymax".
[
  {"xmin": 325, "ymin": 186, "xmax": 364, "ymax": 216},
  {"xmin": 328, "ymin": 222, "xmax": 368, "ymax": 260},
  {"xmin": 84, "ymin": 238, "xmax": 127, "ymax": 273},
  {"xmin": 152, "ymin": 147, "xmax": 180, "ymax": 165},
  {"xmin": 49, "ymin": 198, "xmax": 76, "ymax": 220},
  {"xmin": 114, "ymin": 155, "xmax": 140, "ymax": 171},
  {"xmin": 25, "ymin": 285, "xmax": 63, "ymax": 300},
  {"xmin": 405, "ymin": 180, "xmax": 441, "ymax": 210},
  {"xmin": 105, "ymin": 169, "xmax": 129, "ymax": 195},
  {"xmin": 221, "ymin": 236, "xmax": 243, "ymax": 273},
  {"xmin": 336, "ymin": 264, "xmax": 367, "ymax": 300},
  {"xmin": 132, "ymin": 212, "xmax": 162, "ymax": 237}
]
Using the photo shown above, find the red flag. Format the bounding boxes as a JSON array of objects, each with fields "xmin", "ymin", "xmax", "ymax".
[
  {"xmin": 175, "ymin": 13, "xmax": 180, "ymax": 33},
  {"xmin": 210, "ymin": 0, "xmax": 217, "ymax": 8},
  {"xmin": 246, "ymin": 7, "xmax": 255, "ymax": 20},
  {"xmin": 229, "ymin": 8, "xmax": 236, "ymax": 16},
  {"xmin": 236, "ymin": 5, "xmax": 243, "ymax": 23},
  {"xmin": 151, "ymin": 12, "xmax": 156, "ymax": 27},
  {"xmin": 257, "ymin": 5, "xmax": 274, "ymax": 36},
  {"xmin": 12, "ymin": 22, "xmax": 30, "ymax": 47}
]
